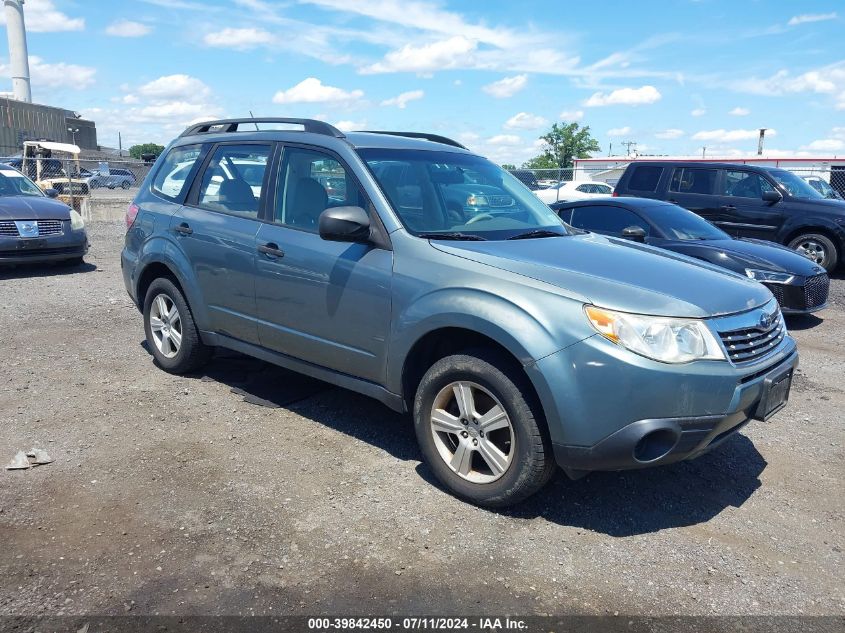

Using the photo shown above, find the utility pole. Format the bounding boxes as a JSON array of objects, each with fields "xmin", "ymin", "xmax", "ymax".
[
  {"xmin": 702, "ymin": 146, "xmax": 706, "ymax": 159},
  {"xmin": 622, "ymin": 140, "xmax": 637, "ymax": 157},
  {"xmin": 757, "ymin": 128, "xmax": 767, "ymax": 156},
  {"xmin": 118, "ymin": 131, "xmax": 123, "ymax": 158},
  {"xmin": 608, "ymin": 142, "xmax": 612, "ymax": 156}
]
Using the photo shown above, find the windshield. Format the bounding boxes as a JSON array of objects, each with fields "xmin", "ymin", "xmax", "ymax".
[
  {"xmin": 770, "ymin": 170, "xmax": 824, "ymax": 200},
  {"xmin": 647, "ymin": 203, "xmax": 729, "ymax": 241},
  {"xmin": 0, "ymin": 169, "xmax": 44, "ymax": 197},
  {"xmin": 358, "ymin": 148, "xmax": 566, "ymax": 240}
]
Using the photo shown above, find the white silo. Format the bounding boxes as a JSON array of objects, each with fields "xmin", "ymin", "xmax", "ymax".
[{"xmin": 4, "ymin": 0, "xmax": 32, "ymax": 103}]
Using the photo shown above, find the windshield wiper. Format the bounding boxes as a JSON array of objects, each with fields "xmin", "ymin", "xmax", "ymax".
[
  {"xmin": 418, "ymin": 232, "xmax": 488, "ymax": 241},
  {"xmin": 506, "ymin": 229, "xmax": 566, "ymax": 240}
]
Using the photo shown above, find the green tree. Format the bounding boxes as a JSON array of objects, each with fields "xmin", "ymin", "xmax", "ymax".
[
  {"xmin": 128, "ymin": 143, "xmax": 165, "ymax": 160},
  {"xmin": 521, "ymin": 155, "xmax": 558, "ymax": 170},
  {"xmin": 500, "ymin": 163, "xmax": 517, "ymax": 170},
  {"xmin": 528, "ymin": 122, "xmax": 600, "ymax": 170}
]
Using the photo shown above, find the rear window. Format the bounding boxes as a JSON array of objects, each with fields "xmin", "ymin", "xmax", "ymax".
[
  {"xmin": 152, "ymin": 144, "xmax": 203, "ymax": 201},
  {"xmin": 627, "ymin": 166, "xmax": 663, "ymax": 192}
]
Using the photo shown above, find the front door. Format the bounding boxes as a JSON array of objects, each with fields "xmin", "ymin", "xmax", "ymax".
[
  {"xmin": 253, "ymin": 145, "xmax": 393, "ymax": 384},
  {"xmin": 171, "ymin": 142, "xmax": 274, "ymax": 345},
  {"xmin": 718, "ymin": 169, "xmax": 783, "ymax": 240}
]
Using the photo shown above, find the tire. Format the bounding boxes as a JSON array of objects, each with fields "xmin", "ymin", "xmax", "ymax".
[
  {"xmin": 89, "ymin": 181, "xmax": 99, "ymax": 190},
  {"xmin": 143, "ymin": 277, "xmax": 212, "ymax": 374},
  {"xmin": 121, "ymin": 180, "xmax": 131, "ymax": 190},
  {"xmin": 413, "ymin": 349, "xmax": 555, "ymax": 507},
  {"xmin": 787, "ymin": 232, "xmax": 839, "ymax": 272}
]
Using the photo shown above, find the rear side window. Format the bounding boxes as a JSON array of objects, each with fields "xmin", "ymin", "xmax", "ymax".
[
  {"xmin": 152, "ymin": 145, "xmax": 203, "ymax": 200},
  {"xmin": 196, "ymin": 144, "xmax": 272, "ymax": 218},
  {"xmin": 570, "ymin": 205, "xmax": 650, "ymax": 235},
  {"xmin": 627, "ymin": 166, "xmax": 663, "ymax": 192},
  {"xmin": 669, "ymin": 168, "xmax": 718, "ymax": 195}
]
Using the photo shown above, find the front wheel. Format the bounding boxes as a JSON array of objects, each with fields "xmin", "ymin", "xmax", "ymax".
[
  {"xmin": 413, "ymin": 350, "xmax": 554, "ymax": 507},
  {"xmin": 788, "ymin": 233, "xmax": 838, "ymax": 272},
  {"xmin": 143, "ymin": 278, "xmax": 212, "ymax": 373},
  {"xmin": 121, "ymin": 180, "xmax": 131, "ymax": 190}
]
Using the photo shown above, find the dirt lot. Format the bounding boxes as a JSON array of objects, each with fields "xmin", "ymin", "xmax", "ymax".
[{"xmin": 0, "ymin": 222, "xmax": 843, "ymax": 617}]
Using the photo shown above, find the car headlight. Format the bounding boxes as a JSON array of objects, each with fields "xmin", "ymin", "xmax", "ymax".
[
  {"xmin": 69, "ymin": 209, "xmax": 85, "ymax": 231},
  {"xmin": 585, "ymin": 305, "xmax": 725, "ymax": 363},
  {"xmin": 745, "ymin": 269, "xmax": 794, "ymax": 284},
  {"xmin": 466, "ymin": 194, "xmax": 489, "ymax": 206}
]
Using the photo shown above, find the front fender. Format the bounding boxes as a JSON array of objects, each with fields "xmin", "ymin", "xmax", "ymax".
[{"xmin": 777, "ymin": 216, "xmax": 845, "ymax": 248}]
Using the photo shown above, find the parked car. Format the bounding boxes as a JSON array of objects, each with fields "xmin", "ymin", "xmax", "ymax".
[
  {"xmin": 0, "ymin": 163, "xmax": 88, "ymax": 265},
  {"xmin": 803, "ymin": 175, "xmax": 843, "ymax": 200},
  {"xmin": 552, "ymin": 198, "xmax": 829, "ymax": 314},
  {"xmin": 508, "ymin": 169, "xmax": 540, "ymax": 190},
  {"xmin": 85, "ymin": 167, "xmax": 137, "ymax": 190},
  {"xmin": 535, "ymin": 180, "xmax": 613, "ymax": 204},
  {"xmin": 122, "ymin": 118, "xmax": 797, "ymax": 507},
  {"xmin": 614, "ymin": 161, "xmax": 845, "ymax": 271}
]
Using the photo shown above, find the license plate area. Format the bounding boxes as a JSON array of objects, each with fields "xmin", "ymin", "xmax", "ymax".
[
  {"xmin": 17, "ymin": 238, "xmax": 46, "ymax": 250},
  {"xmin": 754, "ymin": 366, "xmax": 793, "ymax": 421}
]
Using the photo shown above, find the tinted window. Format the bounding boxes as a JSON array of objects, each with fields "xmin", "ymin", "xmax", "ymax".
[
  {"xmin": 576, "ymin": 184, "xmax": 592, "ymax": 193},
  {"xmin": 769, "ymin": 170, "xmax": 824, "ymax": 199},
  {"xmin": 722, "ymin": 170, "xmax": 775, "ymax": 199},
  {"xmin": 594, "ymin": 184, "xmax": 612, "ymax": 194},
  {"xmin": 627, "ymin": 166, "xmax": 663, "ymax": 192},
  {"xmin": 196, "ymin": 144, "xmax": 271, "ymax": 218},
  {"xmin": 570, "ymin": 205, "xmax": 650, "ymax": 235},
  {"xmin": 152, "ymin": 145, "xmax": 203, "ymax": 200},
  {"xmin": 557, "ymin": 207, "xmax": 574, "ymax": 223},
  {"xmin": 669, "ymin": 168, "xmax": 718, "ymax": 195},
  {"xmin": 643, "ymin": 204, "xmax": 729, "ymax": 241},
  {"xmin": 274, "ymin": 147, "xmax": 365, "ymax": 232}
]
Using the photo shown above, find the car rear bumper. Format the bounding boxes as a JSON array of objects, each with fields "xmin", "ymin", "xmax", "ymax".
[{"xmin": 0, "ymin": 230, "xmax": 88, "ymax": 264}]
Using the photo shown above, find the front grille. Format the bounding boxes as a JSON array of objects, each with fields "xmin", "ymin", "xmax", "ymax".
[
  {"xmin": 0, "ymin": 221, "xmax": 18, "ymax": 237},
  {"xmin": 718, "ymin": 312, "xmax": 785, "ymax": 364},
  {"xmin": 489, "ymin": 195, "xmax": 514, "ymax": 207},
  {"xmin": 804, "ymin": 274, "xmax": 829, "ymax": 308},
  {"xmin": 763, "ymin": 282, "xmax": 785, "ymax": 306},
  {"xmin": 36, "ymin": 220, "xmax": 63, "ymax": 236}
]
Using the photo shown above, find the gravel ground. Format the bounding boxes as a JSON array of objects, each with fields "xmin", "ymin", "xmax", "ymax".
[{"xmin": 0, "ymin": 222, "xmax": 843, "ymax": 617}]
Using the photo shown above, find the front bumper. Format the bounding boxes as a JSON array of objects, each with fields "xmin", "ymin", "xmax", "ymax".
[
  {"xmin": 526, "ymin": 327, "xmax": 798, "ymax": 475},
  {"xmin": 0, "ymin": 226, "xmax": 88, "ymax": 264},
  {"xmin": 764, "ymin": 273, "xmax": 829, "ymax": 314}
]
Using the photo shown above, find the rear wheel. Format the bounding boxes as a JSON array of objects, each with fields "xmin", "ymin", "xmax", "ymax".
[
  {"xmin": 788, "ymin": 232, "xmax": 838, "ymax": 271},
  {"xmin": 413, "ymin": 350, "xmax": 554, "ymax": 507},
  {"xmin": 121, "ymin": 180, "xmax": 131, "ymax": 190},
  {"xmin": 143, "ymin": 278, "xmax": 212, "ymax": 373}
]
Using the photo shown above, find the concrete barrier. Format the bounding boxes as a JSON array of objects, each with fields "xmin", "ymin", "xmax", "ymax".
[{"xmin": 80, "ymin": 195, "xmax": 132, "ymax": 222}]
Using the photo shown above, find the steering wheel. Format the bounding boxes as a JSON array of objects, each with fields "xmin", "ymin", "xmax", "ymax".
[{"xmin": 465, "ymin": 213, "xmax": 495, "ymax": 225}]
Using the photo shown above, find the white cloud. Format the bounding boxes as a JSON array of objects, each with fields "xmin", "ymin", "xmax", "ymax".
[
  {"xmin": 691, "ymin": 108, "xmax": 706, "ymax": 117},
  {"xmin": 380, "ymin": 89, "xmax": 424, "ymax": 108},
  {"xmin": 483, "ymin": 75, "xmax": 528, "ymax": 98},
  {"xmin": 729, "ymin": 107, "xmax": 750, "ymax": 116},
  {"xmin": 203, "ymin": 27, "xmax": 274, "ymax": 50},
  {"xmin": 0, "ymin": 0, "xmax": 84, "ymax": 32},
  {"xmin": 800, "ymin": 139, "xmax": 845, "ymax": 152},
  {"xmin": 559, "ymin": 109, "xmax": 584, "ymax": 121},
  {"xmin": 788, "ymin": 12, "xmax": 837, "ymax": 26},
  {"xmin": 0, "ymin": 56, "xmax": 95, "ymax": 90},
  {"xmin": 655, "ymin": 128, "xmax": 684, "ymax": 139},
  {"xmin": 607, "ymin": 126, "xmax": 631, "ymax": 137},
  {"xmin": 504, "ymin": 112, "xmax": 548, "ymax": 130},
  {"xmin": 487, "ymin": 134, "xmax": 522, "ymax": 146},
  {"xmin": 584, "ymin": 85, "xmax": 661, "ymax": 107},
  {"xmin": 272, "ymin": 77, "xmax": 364, "ymax": 104},
  {"xmin": 692, "ymin": 128, "xmax": 777, "ymax": 142},
  {"xmin": 361, "ymin": 36, "xmax": 476, "ymax": 74},
  {"xmin": 730, "ymin": 61, "xmax": 845, "ymax": 110},
  {"xmin": 105, "ymin": 20, "xmax": 152, "ymax": 37},
  {"xmin": 334, "ymin": 120, "xmax": 367, "ymax": 132},
  {"xmin": 138, "ymin": 74, "xmax": 212, "ymax": 102}
]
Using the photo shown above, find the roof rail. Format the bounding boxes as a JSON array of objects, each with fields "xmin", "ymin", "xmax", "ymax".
[
  {"xmin": 358, "ymin": 131, "xmax": 468, "ymax": 150},
  {"xmin": 179, "ymin": 117, "xmax": 345, "ymax": 138}
]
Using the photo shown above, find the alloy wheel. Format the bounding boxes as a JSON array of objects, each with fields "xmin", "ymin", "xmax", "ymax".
[
  {"xmin": 149, "ymin": 293, "xmax": 182, "ymax": 358},
  {"xmin": 794, "ymin": 239, "xmax": 827, "ymax": 265}
]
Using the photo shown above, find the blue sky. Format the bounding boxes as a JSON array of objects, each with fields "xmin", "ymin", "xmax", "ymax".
[{"xmin": 0, "ymin": 0, "xmax": 843, "ymax": 164}]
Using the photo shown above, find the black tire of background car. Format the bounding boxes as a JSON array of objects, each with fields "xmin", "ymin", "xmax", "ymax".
[
  {"xmin": 413, "ymin": 349, "xmax": 555, "ymax": 507},
  {"xmin": 143, "ymin": 277, "xmax": 213, "ymax": 374}
]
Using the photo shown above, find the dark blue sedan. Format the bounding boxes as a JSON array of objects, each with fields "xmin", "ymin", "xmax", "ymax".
[
  {"xmin": 551, "ymin": 197, "xmax": 828, "ymax": 314},
  {"xmin": 0, "ymin": 164, "xmax": 88, "ymax": 265}
]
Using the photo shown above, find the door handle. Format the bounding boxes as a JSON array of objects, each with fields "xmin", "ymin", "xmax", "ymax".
[
  {"xmin": 668, "ymin": 199, "xmax": 679, "ymax": 204},
  {"xmin": 174, "ymin": 223, "xmax": 193, "ymax": 235},
  {"xmin": 257, "ymin": 243, "xmax": 285, "ymax": 258},
  {"xmin": 720, "ymin": 205, "xmax": 737, "ymax": 212}
]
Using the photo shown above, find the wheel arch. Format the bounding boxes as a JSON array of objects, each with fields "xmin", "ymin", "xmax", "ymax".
[{"xmin": 134, "ymin": 247, "xmax": 210, "ymax": 331}]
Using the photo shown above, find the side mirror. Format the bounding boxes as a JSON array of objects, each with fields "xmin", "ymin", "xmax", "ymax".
[
  {"xmin": 318, "ymin": 206, "xmax": 371, "ymax": 243},
  {"xmin": 44, "ymin": 188, "xmax": 59, "ymax": 199},
  {"xmin": 621, "ymin": 225, "xmax": 647, "ymax": 243},
  {"xmin": 762, "ymin": 190, "xmax": 782, "ymax": 203}
]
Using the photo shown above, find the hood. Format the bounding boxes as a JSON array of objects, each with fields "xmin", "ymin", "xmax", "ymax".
[
  {"xmin": 0, "ymin": 195, "xmax": 72, "ymax": 221},
  {"xmin": 431, "ymin": 233, "xmax": 772, "ymax": 318},
  {"xmin": 657, "ymin": 237, "xmax": 824, "ymax": 277}
]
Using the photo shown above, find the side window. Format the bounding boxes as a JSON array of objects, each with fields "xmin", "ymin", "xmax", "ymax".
[
  {"xmin": 576, "ymin": 184, "xmax": 592, "ymax": 193},
  {"xmin": 669, "ymin": 168, "xmax": 718, "ymax": 195},
  {"xmin": 196, "ymin": 144, "xmax": 271, "ymax": 218},
  {"xmin": 594, "ymin": 184, "xmax": 612, "ymax": 194},
  {"xmin": 722, "ymin": 170, "xmax": 775, "ymax": 199},
  {"xmin": 274, "ymin": 147, "xmax": 366, "ymax": 232},
  {"xmin": 627, "ymin": 166, "xmax": 663, "ymax": 192},
  {"xmin": 151, "ymin": 144, "xmax": 203, "ymax": 200},
  {"xmin": 570, "ymin": 205, "xmax": 650, "ymax": 235},
  {"xmin": 557, "ymin": 207, "xmax": 574, "ymax": 223}
]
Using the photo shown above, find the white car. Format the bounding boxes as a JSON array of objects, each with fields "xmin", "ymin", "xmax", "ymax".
[
  {"xmin": 802, "ymin": 176, "xmax": 842, "ymax": 200},
  {"xmin": 535, "ymin": 180, "xmax": 614, "ymax": 204}
]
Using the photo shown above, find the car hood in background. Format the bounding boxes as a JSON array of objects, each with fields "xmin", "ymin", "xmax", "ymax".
[
  {"xmin": 431, "ymin": 233, "xmax": 772, "ymax": 319},
  {"xmin": 0, "ymin": 196, "xmax": 71, "ymax": 221},
  {"xmin": 655, "ymin": 237, "xmax": 825, "ymax": 277}
]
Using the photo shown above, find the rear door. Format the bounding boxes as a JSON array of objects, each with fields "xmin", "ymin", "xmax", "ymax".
[
  {"xmin": 171, "ymin": 142, "xmax": 274, "ymax": 345},
  {"xmin": 253, "ymin": 144, "xmax": 393, "ymax": 383},
  {"xmin": 665, "ymin": 167, "xmax": 724, "ymax": 226},
  {"xmin": 718, "ymin": 169, "xmax": 783, "ymax": 240},
  {"xmin": 619, "ymin": 164, "xmax": 666, "ymax": 200}
]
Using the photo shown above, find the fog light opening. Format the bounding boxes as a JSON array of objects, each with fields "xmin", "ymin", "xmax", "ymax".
[{"xmin": 633, "ymin": 428, "xmax": 679, "ymax": 463}]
